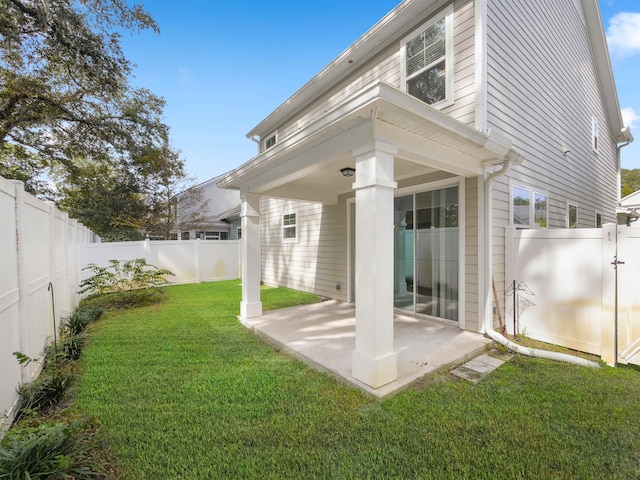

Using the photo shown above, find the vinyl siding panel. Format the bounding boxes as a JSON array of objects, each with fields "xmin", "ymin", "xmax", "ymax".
[
  {"xmin": 464, "ymin": 176, "xmax": 480, "ymax": 331},
  {"xmin": 486, "ymin": 0, "xmax": 619, "ymax": 323},
  {"xmin": 261, "ymin": 197, "xmax": 348, "ymax": 301}
]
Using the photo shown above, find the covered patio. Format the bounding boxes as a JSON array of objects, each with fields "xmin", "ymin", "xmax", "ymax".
[
  {"xmin": 241, "ymin": 300, "xmax": 492, "ymax": 398},
  {"xmin": 219, "ymin": 80, "xmax": 522, "ymax": 391}
]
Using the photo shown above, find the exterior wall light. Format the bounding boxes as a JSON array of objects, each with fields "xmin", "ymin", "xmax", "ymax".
[{"xmin": 340, "ymin": 167, "xmax": 355, "ymax": 177}]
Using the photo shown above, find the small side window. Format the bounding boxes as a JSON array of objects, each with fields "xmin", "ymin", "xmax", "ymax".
[
  {"xmin": 282, "ymin": 212, "xmax": 297, "ymax": 242},
  {"xmin": 263, "ymin": 131, "xmax": 277, "ymax": 151},
  {"xmin": 596, "ymin": 212, "xmax": 602, "ymax": 228},
  {"xmin": 568, "ymin": 204, "xmax": 578, "ymax": 228},
  {"xmin": 592, "ymin": 117, "xmax": 599, "ymax": 153}
]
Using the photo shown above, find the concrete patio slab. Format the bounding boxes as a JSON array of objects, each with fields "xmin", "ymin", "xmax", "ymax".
[{"xmin": 241, "ymin": 300, "xmax": 492, "ymax": 398}]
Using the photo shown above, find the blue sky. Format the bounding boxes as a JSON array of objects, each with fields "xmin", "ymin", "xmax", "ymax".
[{"xmin": 119, "ymin": 1, "xmax": 640, "ymax": 183}]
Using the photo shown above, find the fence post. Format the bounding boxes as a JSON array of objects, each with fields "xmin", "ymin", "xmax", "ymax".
[
  {"xmin": 195, "ymin": 238, "xmax": 201, "ymax": 284},
  {"xmin": 601, "ymin": 223, "xmax": 617, "ymax": 365},
  {"xmin": 504, "ymin": 226, "xmax": 516, "ymax": 335},
  {"xmin": 11, "ymin": 181, "xmax": 30, "ymax": 382}
]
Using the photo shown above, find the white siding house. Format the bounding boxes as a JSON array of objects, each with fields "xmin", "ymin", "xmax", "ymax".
[
  {"xmin": 218, "ymin": 0, "xmax": 632, "ymax": 390},
  {"xmin": 176, "ymin": 175, "xmax": 240, "ymax": 240}
]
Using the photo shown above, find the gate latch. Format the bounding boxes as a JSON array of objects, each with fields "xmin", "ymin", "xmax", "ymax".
[{"xmin": 611, "ymin": 256, "xmax": 625, "ymax": 269}]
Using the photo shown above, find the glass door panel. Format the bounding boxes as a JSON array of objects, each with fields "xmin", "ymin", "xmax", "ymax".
[
  {"xmin": 414, "ymin": 187, "xmax": 458, "ymax": 320},
  {"xmin": 394, "ymin": 195, "xmax": 414, "ymax": 312}
]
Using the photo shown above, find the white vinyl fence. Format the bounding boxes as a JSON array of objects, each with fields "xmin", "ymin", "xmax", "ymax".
[
  {"xmin": 0, "ymin": 178, "xmax": 95, "ymax": 426},
  {"xmin": 82, "ymin": 239, "xmax": 240, "ymax": 285},
  {"xmin": 505, "ymin": 224, "xmax": 640, "ymax": 366}
]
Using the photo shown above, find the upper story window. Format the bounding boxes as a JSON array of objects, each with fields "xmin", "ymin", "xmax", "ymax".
[
  {"xmin": 400, "ymin": 4, "xmax": 454, "ymax": 108},
  {"xmin": 511, "ymin": 184, "xmax": 548, "ymax": 228},
  {"xmin": 263, "ymin": 131, "xmax": 277, "ymax": 151},
  {"xmin": 596, "ymin": 212, "xmax": 602, "ymax": 228},
  {"xmin": 282, "ymin": 212, "xmax": 297, "ymax": 242},
  {"xmin": 592, "ymin": 117, "xmax": 599, "ymax": 153}
]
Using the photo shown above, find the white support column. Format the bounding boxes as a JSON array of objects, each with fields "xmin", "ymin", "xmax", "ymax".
[
  {"xmin": 240, "ymin": 192, "xmax": 262, "ymax": 318},
  {"xmin": 351, "ymin": 141, "xmax": 398, "ymax": 389}
]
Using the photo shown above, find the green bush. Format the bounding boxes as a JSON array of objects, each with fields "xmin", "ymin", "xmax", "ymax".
[
  {"xmin": 44, "ymin": 335, "xmax": 86, "ymax": 367},
  {"xmin": 62, "ymin": 307, "xmax": 103, "ymax": 337},
  {"xmin": 16, "ymin": 374, "xmax": 75, "ymax": 419},
  {"xmin": 79, "ymin": 259, "xmax": 174, "ymax": 308},
  {"xmin": 0, "ymin": 418, "xmax": 103, "ymax": 480}
]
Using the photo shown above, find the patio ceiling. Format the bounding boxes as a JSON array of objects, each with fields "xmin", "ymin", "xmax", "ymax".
[{"xmin": 218, "ymin": 81, "xmax": 524, "ymax": 205}]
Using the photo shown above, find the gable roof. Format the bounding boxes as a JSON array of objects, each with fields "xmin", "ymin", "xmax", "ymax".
[{"xmin": 247, "ymin": 0, "xmax": 632, "ymax": 144}]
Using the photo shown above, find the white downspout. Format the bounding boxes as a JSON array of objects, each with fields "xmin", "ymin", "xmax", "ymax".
[{"xmin": 483, "ymin": 160, "xmax": 600, "ymax": 368}]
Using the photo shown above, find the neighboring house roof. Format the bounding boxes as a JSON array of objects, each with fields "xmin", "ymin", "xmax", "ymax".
[
  {"xmin": 216, "ymin": 205, "xmax": 241, "ymax": 222},
  {"xmin": 620, "ymin": 190, "xmax": 640, "ymax": 208},
  {"xmin": 179, "ymin": 173, "xmax": 240, "ymax": 219},
  {"xmin": 246, "ymin": 0, "xmax": 631, "ymax": 144}
]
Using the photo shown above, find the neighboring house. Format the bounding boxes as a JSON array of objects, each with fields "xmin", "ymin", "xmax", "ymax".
[
  {"xmin": 176, "ymin": 175, "xmax": 240, "ymax": 240},
  {"xmin": 218, "ymin": 0, "xmax": 633, "ymax": 389},
  {"xmin": 617, "ymin": 190, "xmax": 640, "ymax": 226}
]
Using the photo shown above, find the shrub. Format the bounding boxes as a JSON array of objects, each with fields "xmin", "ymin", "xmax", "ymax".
[
  {"xmin": 62, "ymin": 307, "xmax": 104, "ymax": 337},
  {"xmin": 0, "ymin": 418, "xmax": 103, "ymax": 479},
  {"xmin": 16, "ymin": 374, "xmax": 75, "ymax": 419},
  {"xmin": 79, "ymin": 259, "xmax": 174, "ymax": 308},
  {"xmin": 44, "ymin": 334, "xmax": 87, "ymax": 367}
]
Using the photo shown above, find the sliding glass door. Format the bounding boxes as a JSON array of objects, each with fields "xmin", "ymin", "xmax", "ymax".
[{"xmin": 393, "ymin": 186, "xmax": 459, "ymax": 322}]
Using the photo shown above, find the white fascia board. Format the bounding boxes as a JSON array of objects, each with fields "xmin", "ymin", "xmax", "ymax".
[{"xmin": 581, "ymin": 0, "xmax": 626, "ymax": 142}]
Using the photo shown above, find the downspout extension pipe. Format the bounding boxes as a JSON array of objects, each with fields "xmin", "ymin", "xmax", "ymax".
[{"xmin": 483, "ymin": 158, "xmax": 600, "ymax": 368}]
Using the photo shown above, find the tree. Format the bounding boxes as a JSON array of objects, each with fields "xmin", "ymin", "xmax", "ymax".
[
  {"xmin": 134, "ymin": 143, "xmax": 210, "ymax": 239},
  {"xmin": 621, "ymin": 168, "xmax": 640, "ymax": 198},
  {"xmin": 0, "ymin": 0, "xmax": 167, "ymax": 173},
  {"xmin": 0, "ymin": 143, "xmax": 55, "ymax": 198},
  {"xmin": 56, "ymin": 144, "xmax": 209, "ymax": 241},
  {"xmin": 56, "ymin": 158, "xmax": 147, "ymax": 241}
]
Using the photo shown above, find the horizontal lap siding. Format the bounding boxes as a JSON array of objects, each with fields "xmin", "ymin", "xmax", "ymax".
[
  {"xmin": 442, "ymin": 0, "xmax": 476, "ymax": 126},
  {"xmin": 487, "ymin": 0, "xmax": 618, "ymax": 323},
  {"xmin": 465, "ymin": 176, "xmax": 480, "ymax": 331},
  {"xmin": 487, "ymin": 0, "xmax": 618, "ymax": 224},
  {"xmin": 261, "ymin": 197, "xmax": 348, "ymax": 301}
]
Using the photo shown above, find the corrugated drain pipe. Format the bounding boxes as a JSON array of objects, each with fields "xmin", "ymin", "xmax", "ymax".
[{"xmin": 483, "ymin": 159, "xmax": 600, "ymax": 368}]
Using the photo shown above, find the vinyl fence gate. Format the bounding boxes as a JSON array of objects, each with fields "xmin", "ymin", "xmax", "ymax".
[{"xmin": 505, "ymin": 224, "xmax": 640, "ymax": 366}]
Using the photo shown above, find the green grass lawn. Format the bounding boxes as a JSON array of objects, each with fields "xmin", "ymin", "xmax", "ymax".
[{"xmin": 74, "ymin": 281, "xmax": 640, "ymax": 479}]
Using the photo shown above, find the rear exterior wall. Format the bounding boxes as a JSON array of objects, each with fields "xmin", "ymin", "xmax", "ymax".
[{"xmin": 486, "ymin": 0, "xmax": 619, "ymax": 319}]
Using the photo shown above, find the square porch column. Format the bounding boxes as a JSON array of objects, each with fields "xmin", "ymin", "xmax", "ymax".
[
  {"xmin": 240, "ymin": 192, "xmax": 262, "ymax": 318},
  {"xmin": 351, "ymin": 141, "xmax": 398, "ymax": 389}
]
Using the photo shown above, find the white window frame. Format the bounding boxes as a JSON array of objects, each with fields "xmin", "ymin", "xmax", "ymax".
[
  {"xmin": 262, "ymin": 130, "xmax": 278, "ymax": 152},
  {"xmin": 595, "ymin": 212, "xmax": 602, "ymax": 228},
  {"xmin": 399, "ymin": 3, "xmax": 454, "ymax": 109},
  {"xmin": 567, "ymin": 203, "xmax": 578, "ymax": 228},
  {"xmin": 510, "ymin": 183, "xmax": 548, "ymax": 229},
  {"xmin": 282, "ymin": 211, "xmax": 298, "ymax": 243},
  {"xmin": 592, "ymin": 117, "xmax": 599, "ymax": 153}
]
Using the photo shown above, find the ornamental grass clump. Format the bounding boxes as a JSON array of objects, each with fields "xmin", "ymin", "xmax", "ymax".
[{"xmin": 0, "ymin": 418, "xmax": 103, "ymax": 480}]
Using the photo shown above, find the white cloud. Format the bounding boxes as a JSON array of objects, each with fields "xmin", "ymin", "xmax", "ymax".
[
  {"xmin": 606, "ymin": 12, "xmax": 640, "ymax": 58},
  {"xmin": 621, "ymin": 107, "xmax": 640, "ymax": 129}
]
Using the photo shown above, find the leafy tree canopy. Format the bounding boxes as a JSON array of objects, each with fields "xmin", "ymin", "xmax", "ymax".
[
  {"xmin": 0, "ymin": 0, "xmax": 166, "ymax": 171},
  {"xmin": 621, "ymin": 168, "xmax": 640, "ymax": 198}
]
